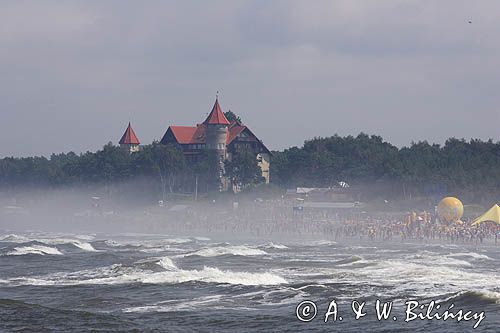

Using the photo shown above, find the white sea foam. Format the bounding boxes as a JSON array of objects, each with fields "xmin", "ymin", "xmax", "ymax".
[
  {"xmin": 408, "ymin": 251, "xmax": 472, "ymax": 267},
  {"xmin": 0, "ymin": 234, "xmax": 97, "ymax": 252},
  {"xmin": 0, "ymin": 234, "xmax": 30, "ymax": 243},
  {"xmin": 307, "ymin": 240, "xmax": 337, "ymax": 246},
  {"xmin": 5, "ymin": 261, "xmax": 286, "ymax": 287},
  {"xmin": 193, "ymin": 237, "xmax": 211, "ymax": 241},
  {"xmin": 6, "ymin": 245, "xmax": 63, "ymax": 256},
  {"xmin": 448, "ymin": 252, "xmax": 493, "ymax": 260},
  {"xmin": 333, "ymin": 259, "xmax": 500, "ymax": 300},
  {"xmin": 376, "ymin": 249, "xmax": 401, "ymax": 253},
  {"xmin": 188, "ymin": 245, "xmax": 267, "ymax": 257},
  {"xmin": 436, "ymin": 290, "xmax": 500, "ymax": 305},
  {"xmin": 157, "ymin": 257, "xmax": 178, "ymax": 270},
  {"xmin": 123, "ymin": 295, "xmax": 224, "ymax": 313},
  {"xmin": 38, "ymin": 238, "xmax": 97, "ymax": 252},
  {"xmin": 141, "ymin": 267, "xmax": 287, "ymax": 286},
  {"xmin": 104, "ymin": 240, "xmax": 123, "ymax": 247},
  {"xmin": 163, "ymin": 238, "xmax": 192, "ymax": 244},
  {"xmin": 71, "ymin": 241, "xmax": 97, "ymax": 252},
  {"xmin": 261, "ymin": 242, "xmax": 288, "ymax": 249}
]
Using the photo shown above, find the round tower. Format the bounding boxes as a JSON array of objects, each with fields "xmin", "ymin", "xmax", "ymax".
[
  {"xmin": 204, "ymin": 97, "xmax": 230, "ymax": 156},
  {"xmin": 119, "ymin": 122, "xmax": 140, "ymax": 153},
  {"xmin": 206, "ymin": 123, "xmax": 228, "ymax": 155},
  {"xmin": 203, "ymin": 97, "xmax": 231, "ymax": 191}
]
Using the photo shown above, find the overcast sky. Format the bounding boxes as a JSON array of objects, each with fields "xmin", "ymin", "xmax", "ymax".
[{"xmin": 1, "ymin": 0, "xmax": 499, "ymax": 157}]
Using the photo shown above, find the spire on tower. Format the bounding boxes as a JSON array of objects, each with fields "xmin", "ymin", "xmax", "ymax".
[
  {"xmin": 203, "ymin": 97, "xmax": 230, "ymax": 125},
  {"xmin": 119, "ymin": 122, "xmax": 140, "ymax": 145}
]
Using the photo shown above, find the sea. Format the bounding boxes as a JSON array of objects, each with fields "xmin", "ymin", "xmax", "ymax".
[{"xmin": 0, "ymin": 231, "xmax": 498, "ymax": 332}]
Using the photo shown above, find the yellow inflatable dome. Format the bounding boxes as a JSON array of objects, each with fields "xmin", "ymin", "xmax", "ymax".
[{"xmin": 437, "ymin": 197, "xmax": 464, "ymax": 223}]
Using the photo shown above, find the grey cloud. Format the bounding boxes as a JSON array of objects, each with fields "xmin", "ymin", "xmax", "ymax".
[{"xmin": 0, "ymin": 0, "xmax": 499, "ymax": 156}]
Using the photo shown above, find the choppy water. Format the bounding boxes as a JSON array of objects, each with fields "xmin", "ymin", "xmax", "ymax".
[{"xmin": 0, "ymin": 231, "xmax": 499, "ymax": 332}]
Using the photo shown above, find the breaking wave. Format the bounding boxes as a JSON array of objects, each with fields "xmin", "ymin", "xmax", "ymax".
[
  {"xmin": 187, "ymin": 245, "xmax": 268, "ymax": 257},
  {"xmin": 335, "ymin": 255, "xmax": 364, "ymax": 266},
  {"xmin": 0, "ymin": 234, "xmax": 30, "ymax": 243},
  {"xmin": 4, "ymin": 256, "xmax": 286, "ymax": 287},
  {"xmin": 0, "ymin": 234, "xmax": 97, "ymax": 252},
  {"xmin": 447, "ymin": 252, "xmax": 493, "ymax": 261},
  {"xmin": 260, "ymin": 242, "xmax": 288, "ymax": 250},
  {"xmin": 5, "ymin": 245, "xmax": 63, "ymax": 256},
  {"xmin": 437, "ymin": 290, "xmax": 500, "ymax": 305},
  {"xmin": 157, "ymin": 257, "xmax": 177, "ymax": 270}
]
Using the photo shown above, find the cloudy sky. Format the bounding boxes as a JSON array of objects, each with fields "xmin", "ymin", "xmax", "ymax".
[{"xmin": 1, "ymin": 0, "xmax": 499, "ymax": 156}]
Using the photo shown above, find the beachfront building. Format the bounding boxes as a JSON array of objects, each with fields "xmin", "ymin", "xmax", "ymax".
[
  {"xmin": 119, "ymin": 122, "xmax": 141, "ymax": 153},
  {"xmin": 160, "ymin": 98, "xmax": 271, "ymax": 191}
]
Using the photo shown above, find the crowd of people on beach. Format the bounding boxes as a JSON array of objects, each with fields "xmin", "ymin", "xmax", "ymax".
[{"xmin": 158, "ymin": 201, "xmax": 500, "ymax": 245}]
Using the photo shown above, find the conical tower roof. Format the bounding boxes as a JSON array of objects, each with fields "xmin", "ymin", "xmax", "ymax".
[
  {"xmin": 119, "ymin": 122, "xmax": 140, "ymax": 145},
  {"xmin": 203, "ymin": 98, "xmax": 230, "ymax": 125}
]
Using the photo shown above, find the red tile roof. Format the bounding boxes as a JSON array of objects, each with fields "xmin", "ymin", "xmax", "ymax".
[
  {"xmin": 119, "ymin": 122, "xmax": 140, "ymax": 145},
  {"xmin": 169, "ymin": 126, "xmax": 198, "ymax": 144},
  {"xmin": 204, "ymin": 98, "xmax": 230, "ymax": 125}
]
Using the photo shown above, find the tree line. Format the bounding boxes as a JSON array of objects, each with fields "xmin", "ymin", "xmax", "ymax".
[
  {"xmin": 271, "ymin": 134, "xmax": 500, "ymax": 201},
  {"xmin": 0, "ymin": 133, "xmax": 499, "ymax": 201},
  {"xmin": 0, "ymin": 142, "xmax": 262, "ymax": 197}
]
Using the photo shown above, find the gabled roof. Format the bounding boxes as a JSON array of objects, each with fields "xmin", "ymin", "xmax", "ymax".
[
  {"xmin": 203, "ymin": 98, "xmax": 230, "ymax": 125},
  {"xmin": 163, "ymin": 125, "xmax": 207, "ymax": 144},
  {"xmin": 227, "ymin": 124, "xmax": 271, "ymax": 154},
  {"xmin": 169, "ymin": 126, "xmax": 198, "ymax": 144},
  {"xmin": 227, "ymin": 124, "xmax": 246, "ymax": 144},
  {"xmin": 119, "ymin": 122, "xmax": 140, "ymax": 145}
]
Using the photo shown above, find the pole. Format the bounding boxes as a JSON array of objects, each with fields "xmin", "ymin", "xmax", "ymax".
[{"xmin": 195, "ymin": 174, "xmax": 199, "ymax": 201}]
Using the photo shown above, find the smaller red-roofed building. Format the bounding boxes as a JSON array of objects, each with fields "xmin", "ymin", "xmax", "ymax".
[{"xmin": 119, "ymin": 122, "xmax": 141, "ymax": 153}]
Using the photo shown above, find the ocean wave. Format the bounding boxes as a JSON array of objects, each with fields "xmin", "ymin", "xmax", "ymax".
[
  {"xmin": 104, "ymin": 238, "xmax": 191, "ymax": 248},
  {"xmin": 157, "ymin": 257, "xmax": 178, "ymax": 270},
  {"xmin": 5, "ymin": 245, "xmax": 63, "ymax": 256},
  {"xmin": 72, "ymin": 241, "xmax": 97, "ymax": 252},
  {"xmin": 447, "ymin": 252, "xmax": 493, "ymax": 261},
  {"xmin": 186, "ymin": 245, "xmax": 268, "ymax": 257},
  {"xmin": 260, "ymin": 242, "xmax": 288, "ymax": 250},
  {"xmin": 103, "ymin": 240, "xmax": 125, "ymax": 247},
  {"xmin": 143, "ymin": 267, "xmax": 286, "ymax": 286},
  {"xmin": 436, "ymin": 290, "xmax": 500, "ymax": 305},
  {"xmin": 162, "ymin": 238, "xmax": 192, "ymax": 244},
  {"xmin": 36, "ymin": 239, "xmax": 97, "ymax": 252},
  {"xmin": 0, "ymin": 234, "xmax": 97, "ymax": 252},
  {"xmin": 376, "ymin": 249, "xmax": 401, "ymax": 253},
  {"xmin": 408, "ymin": 251, "xmax": 473, "ymax": 268},
  {"xmin": 193, "ymin": 237, "xmax": 211, "ymax": 241},
  {"xmin": 335, "ymin": 255, "xmax": 364, "ymax": 266},
  {"xmin": 343, "ymin": 259, "xmax": 500, "ymax": 299},
  {"xmin": 307, "ymin": 240, "xmax": 337, "ymax": 246},
  {"xmin": 123, "ymin": 295, "xmax": 224, "ymax": 313},
  {"xmin": 0, "ymin": 234, "xmax": 30, "ymax": 243},
  {"xmin": 5, "ymin": 259, "xmax": 286, "ymax": 287}
]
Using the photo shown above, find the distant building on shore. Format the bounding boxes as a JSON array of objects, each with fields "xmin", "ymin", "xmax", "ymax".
[
  {"xmin": 119, "ymin": 122, "xmax": 140, "ymax": 153},
  {"xmin": 160, "ymin": 97, "xmax": 271, "ymax": 190}
]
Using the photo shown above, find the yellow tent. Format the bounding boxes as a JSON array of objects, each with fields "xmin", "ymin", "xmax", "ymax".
[{"xmin": 472, "ymin": 204, "xmax": 500, "ymax": 225}]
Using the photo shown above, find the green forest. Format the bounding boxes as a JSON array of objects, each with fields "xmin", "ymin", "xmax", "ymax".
[{"xmin": 0, "ymin": 132, "xmax": 499, "ymax": 202}]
